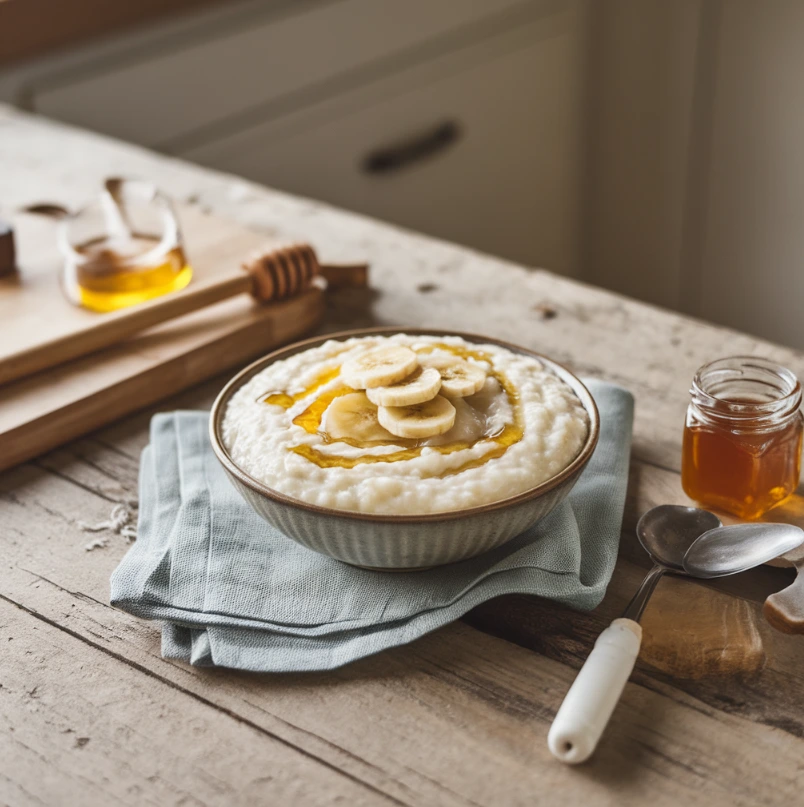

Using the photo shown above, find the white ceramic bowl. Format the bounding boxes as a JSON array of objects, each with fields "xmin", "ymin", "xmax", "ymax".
[{"xmin": 210, "ymin": 328, "xmax": 600, "ymax": 570}]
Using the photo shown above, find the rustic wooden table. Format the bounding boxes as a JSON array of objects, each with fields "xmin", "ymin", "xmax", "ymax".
[{"xmin": 2, "ymin": 105, "xmax": 803, "ymax": 806}]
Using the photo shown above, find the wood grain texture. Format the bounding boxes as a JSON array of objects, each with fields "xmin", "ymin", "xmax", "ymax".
[
  {"xmin": 3, "ymin": 433, "xmax": 804, "ymax": 807},
  {"xmin": 0, "ymin": 287, "xmax": 324, "ymax": 473},
  {"xmin": 3, "ymin": 103, "xmax": 804, "ymax": 805},
  {"xmin": 0, "ymin": 599, "xmax": 393, "ymax": 807}
]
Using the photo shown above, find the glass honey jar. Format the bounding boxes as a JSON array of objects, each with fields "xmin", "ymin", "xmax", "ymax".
[
  {"xmin": 58, "ymin": 179, "xmax": 192, "ymax": 312},
  {"xmin": 681, "ymin": 357, "xmax": 803, "ymax": 519}
]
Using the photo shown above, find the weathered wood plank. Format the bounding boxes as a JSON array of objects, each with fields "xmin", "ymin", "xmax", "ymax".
[
  {"xmin": 5, "ymin": 556, "xmax": 804, "ymax": 807},
  {"xmin": 4, "ymin": 558, "xmax": 804, "ymax": 807},
  {"xmin": 4, "ymin": 103, "xmax": 804, "ymax": 805},
  {"xmin": 3, "ymin": 444, "xmax": 804, "ymax": 806},
  {"xmin": 0, "ymin": 598, "xmax": 400, "ymax": 807}
]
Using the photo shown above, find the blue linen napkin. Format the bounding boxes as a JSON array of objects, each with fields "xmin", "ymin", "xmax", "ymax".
[{"xmin": 110, "ymin": 379, "xmax": 633, "ymax": 672}]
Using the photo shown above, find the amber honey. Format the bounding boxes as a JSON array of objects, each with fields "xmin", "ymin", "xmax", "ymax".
[
  {"xmin": 58, "ymin": 179, "xmax": 192, "ymax": 313},
  {"xmin": 681, "ymin": 358, "xmax": 803, "ymax": 519},
  {"xmin": 67, "ymin": 235, "xmax": 192, "ymax": 313},
  {"xmin": 263, "ymin": 342, "xmax": 524, "ymax": 478}
]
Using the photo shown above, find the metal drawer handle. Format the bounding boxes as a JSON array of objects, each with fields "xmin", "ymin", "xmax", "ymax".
[{"xmin": 361, "ymin": 121, "xmax": 461, "ymax": 175}]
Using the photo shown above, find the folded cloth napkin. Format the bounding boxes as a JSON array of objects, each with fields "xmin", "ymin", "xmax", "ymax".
[{"xmin": 110, "ymin": 379, "xmax": 633, "ymax": 673}]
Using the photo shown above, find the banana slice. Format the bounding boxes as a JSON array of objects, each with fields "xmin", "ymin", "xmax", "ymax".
[
  {"xmin": 341, "ymin": 345, "xmax": 419, "ymax": 389},
  {"xmin": 365, "ymin": 366, "xmax": 442, "ymax": 407},
  {"xmin": 323, "ymin": 392, "xmax": 396, "ymax": 442},
  {"xmin": 378, "ymin": 395, "xmax": 456, "ymax": 439},
  {"xmin": 423, "ymin": 397, "xmax": 487, "ymax": 446},
  {"xmin": 418, "ymin": 354, "xmax": 486, "ymax": 398}
]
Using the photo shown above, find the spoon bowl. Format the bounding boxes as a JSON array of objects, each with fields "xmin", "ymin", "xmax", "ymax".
[
  {"xmin": 684, "ymin": 522, "xmax": 804, "ymax": 578},
  {"xmin": 637, "ymin": 504, "xmax": 723, "ymax": 570},
  {"xmin": 624, "ymin": 505, "xmax": 722, "ymax": 622}
]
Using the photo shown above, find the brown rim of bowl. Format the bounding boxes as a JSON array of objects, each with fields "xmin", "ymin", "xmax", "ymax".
[{"xmin": 209, "ymin": 327, "xmax": 600, "ymax": 524}]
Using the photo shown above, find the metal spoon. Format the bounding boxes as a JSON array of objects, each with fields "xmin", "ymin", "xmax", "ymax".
[
  {"xmin": 547, "ymin": 505, "xmax": 719, "ymax": 764},
  {"xmin": 684, "ymin": 522, "xmax": 804, "ymax": 578},
  {"xmin": 623, "ymin": 505, "xmax": 722, "ymax": 621},
  {"xmin": 548, "ymin": 508, "xmax": 804, "ymax": 764}
]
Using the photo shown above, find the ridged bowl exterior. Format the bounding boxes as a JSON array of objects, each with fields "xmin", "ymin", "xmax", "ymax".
[
  {"xmin": 222, "ymin": 465, "xmax": 582, "ymax": 569},
  {"xmin": 210, "ymin": 328, "xmax": 599, "ymax": 570}
]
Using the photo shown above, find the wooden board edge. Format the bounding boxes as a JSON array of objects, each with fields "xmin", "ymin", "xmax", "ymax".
[{"xmin": 0, "ymin": 291, "xmax": 324, "ymax": 472}]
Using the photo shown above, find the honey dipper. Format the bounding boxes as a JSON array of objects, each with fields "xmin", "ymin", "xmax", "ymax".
[{"xmin": 1, "ymin": 243, "xmax": 368, "ymax": 386}]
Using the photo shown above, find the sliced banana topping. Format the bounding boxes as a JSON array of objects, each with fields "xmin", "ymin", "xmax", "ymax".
[
  {"xmin": 418, "ymin": 354, "xmax": 487, "ymax": 398},
  {"xmin": 365, "ymin": 366, "xmax": 442, "ymax": 408},
  {"xmin": 422, "ymin": 397, "xmax": 487, "ymax": 446},
  {"xmin": 323, "ymin": 392, "xmax": 396, "ymax": 442},
  {"xmin": 378, "ymin": 395, "xmax": 456, "ymax": 439},
  {"xmin": 341, "ymin": 345, "xmax": 419, "ymax": 389}
]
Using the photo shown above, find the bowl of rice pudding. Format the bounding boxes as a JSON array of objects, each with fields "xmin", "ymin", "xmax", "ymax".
[{"xmin": 210, "ymin": 328, "xmax": 599, "ymax": 569}]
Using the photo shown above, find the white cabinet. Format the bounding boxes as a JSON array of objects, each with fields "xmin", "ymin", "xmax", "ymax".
[
  {"xmin": 1, "ymin": 0, "xmax": 586, "ymax": 276},
  {"xmin": 182, "ymin": 11, "xmax": 584, "ymax": 274},
  {"xmin": 10, "ymin": 0, "xmax": 540, "ymax": 148}
]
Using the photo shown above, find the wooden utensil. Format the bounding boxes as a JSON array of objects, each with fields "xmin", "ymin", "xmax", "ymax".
[
  {"xmin": 0, "ymin": 210, "xmax": 366, "ymax": 386},
  {"xmin": 764, "ymin": 543, "xmax": 804, "ymax": 633}
]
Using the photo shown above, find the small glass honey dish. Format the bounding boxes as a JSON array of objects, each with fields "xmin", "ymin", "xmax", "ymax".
[{"xmin": 58, "ymin": 179, "xmax": 192, "ymax": 312}]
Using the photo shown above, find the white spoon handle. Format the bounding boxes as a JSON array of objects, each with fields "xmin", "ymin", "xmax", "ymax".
[{"xmin": 547, "ymin": 618, "xmax": 642, "ymax": 764}]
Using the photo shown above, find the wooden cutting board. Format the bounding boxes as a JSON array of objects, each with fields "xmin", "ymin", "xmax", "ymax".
[
  {"xmin": 0, "ymin": 205, "xmax": 284, "ymax": 383},
  {"xmin": 0, "ymin": 205, "xmax": 325, "ymax": 472}
]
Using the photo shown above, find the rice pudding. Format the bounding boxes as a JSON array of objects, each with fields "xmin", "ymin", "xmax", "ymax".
[{"xmin": 221, "ymin": 334, "xmax": 589, "ymax": 515}]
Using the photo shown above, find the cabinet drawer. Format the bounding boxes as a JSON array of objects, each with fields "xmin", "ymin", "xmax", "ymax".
[
  {"xmin": 29, "ymin": 0, "xmax": 532, "ymax": 148},
  {"xmin": 183, "ymin": 6, "xmax": 584, "ymax": 274}
]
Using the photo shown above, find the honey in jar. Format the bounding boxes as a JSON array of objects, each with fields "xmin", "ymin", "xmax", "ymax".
[
  {"xmin": 681, "ymin": 357, "xmax": 803, "ymax": 519},
  {"xmin": 58, "ymin": 179, "xmax": 192, "ymax": 313},
  {"xmin": 68, "ymin": 235, "xmax": 191, "ymax": 312}
]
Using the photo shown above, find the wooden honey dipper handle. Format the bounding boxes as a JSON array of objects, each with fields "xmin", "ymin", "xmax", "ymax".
[
  {"xmin": 0, "ymin": 244, "xmax": 368, "ymax": 387},
  {"xmin": 242, "ymin": 244, "xmax": 369, "ymax": 299}
]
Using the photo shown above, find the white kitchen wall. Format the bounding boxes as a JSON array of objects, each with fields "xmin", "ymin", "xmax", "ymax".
[
  {"xmin": 697, "ymin": 0, "xmax": 804, "ymax": 349},
  {"xmin": 585, "ymin": 0, "xmax": 804, "ymax": 350},
  {"xmin": 582, "ymin": 0, "xmax": 702, "ymax": 311}
]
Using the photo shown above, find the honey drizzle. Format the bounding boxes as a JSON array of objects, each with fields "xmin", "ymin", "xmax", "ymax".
[
  {"xmin": 264, "ymin": 342, "xmax": 525, "ymax": 477},
  {"xmin": 262, "ymin": 366, "xmax": 341, "ymax": 408}
]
